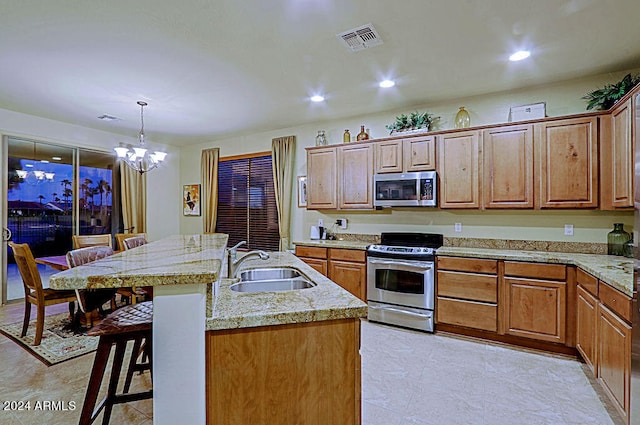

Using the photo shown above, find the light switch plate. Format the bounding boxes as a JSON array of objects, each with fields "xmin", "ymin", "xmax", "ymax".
[
  {"xmin": 564, "ymin": 224, "xmax": 574, "ymax": 236},
  {"xmin": 454, "ymin": 223, "xmax": 462, "ymax": 232}
]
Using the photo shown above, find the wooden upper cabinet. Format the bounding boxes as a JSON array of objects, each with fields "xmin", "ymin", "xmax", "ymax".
[
  {"xmin": 600, "ymin": 98, "xmax": 634, "ymax": 209},
  {"xmin": 374, "ymin": 135, "xmax": 436, "ymax": 173},
  {"xmin": 482, "ymin": 124, "xmax": 533, "ymax": 208},
  {"xmin": 535, "ymin": 117, "xmax": 598, "ymax": 208},
  {"xmin": 306, "ymin": 147, "xmax": 337, "ymax": 209},
  {"xmin": 374, "ymin": 140, "xmax": 403, "ymax": 173},
  {"xmin": 338, "ymin": 143, "xmax": 374, "ymax": 209},
  {"xmin": 437, "ymin": 131, "xmax": 481, "ymax": 208},
  {"xmin": 403, "ymin": 135, "xmax": 436, "ymax": 171}
]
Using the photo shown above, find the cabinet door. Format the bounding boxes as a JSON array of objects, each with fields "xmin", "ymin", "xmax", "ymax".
[
  {"xmin": 329, "ymin": 260, "xmax": 366, "ymax": 301},
  {"xmin": 601, "ymin": 99, "xmax": 633, "ymax": 209},
  {"xmin": 437, "ymin": 131, "xmax": 481, "ymax": 208},
  {"xmin": 576, "ymin": 285, "xmax": 598, "ymax": 374},
  {"xmin": 598, "ymin": 303, "xmax": 631, "ymax": 423},
  {"xmin": 300, "ymin": 257, "xmax": 328, "ymax": 276},
  {"xmin": 536, "ymin": 117, "xmax": 598, "ymax": 208},
  {"xmin": 504, "ymin": 277, "xmax": 566, "ymax": 343},
  {"xmin": 374, "ymin": 140, "xmax": 403, "ymax": 173},
  {"xmin": 307, "ymin": 147, "xmax": 337, "ymax": 209},
  {"xmin": 404, "ymin": 135, "xmax": 435, "ymax": 171},
  {"xmin": 482, "ymin": 125, "xmax": 533, "ymax": 208},
  {"xmin": 338, "ymin": 144, "xmax": 374, "ymax": 209}
]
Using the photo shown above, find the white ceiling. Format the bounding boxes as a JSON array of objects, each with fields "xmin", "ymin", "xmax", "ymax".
[{"xmin": 1, "ymin": 0, "xmax": 639, "ymax": 147}]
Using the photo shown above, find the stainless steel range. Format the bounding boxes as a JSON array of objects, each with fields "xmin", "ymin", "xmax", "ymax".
[{"xmin": 366, "ymin": 232, "xmax": 443, "ymax": 332}]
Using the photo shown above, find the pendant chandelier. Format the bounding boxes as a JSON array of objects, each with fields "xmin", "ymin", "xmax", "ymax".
[{"xmin": 114, "ymin": 101, "xmax": 167, "ymax": 174}]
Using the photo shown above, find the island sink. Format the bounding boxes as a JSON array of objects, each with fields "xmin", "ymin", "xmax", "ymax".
[{"xmin": 230, "ymin": 267, "xmax": 315, "ymax": 292}]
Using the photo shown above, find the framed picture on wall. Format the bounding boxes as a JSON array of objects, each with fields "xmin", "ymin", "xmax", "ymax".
[
  {"xmin": 183, "ymin": 184, "xmax": 201, "ymax": 216},
  {"xmin": 297, "ymin": 176, "xmax": 307, "ymax": 207}
]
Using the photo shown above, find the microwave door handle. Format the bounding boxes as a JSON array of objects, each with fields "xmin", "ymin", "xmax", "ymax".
[
  {"xmin": 369, "ymin": 304, "xmax": 432, "ymax": 318},
  {"xmin": 368, "ymin": 258, "xmax": 432, "ymax": 270}
]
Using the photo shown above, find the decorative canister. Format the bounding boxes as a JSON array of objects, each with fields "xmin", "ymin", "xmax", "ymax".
[
  {"xmin": 343, "ymin": 129, "xmax": 351, "ymax": 143},
  {"xmin": 607, "ymin": 223, "xmax": 631, "ymax": 256},
  {"xmin": 454, "ymin": 106, "xmax": 471, "ymax": 129},
  {"xmin": 315, "ymin": 130, "xmax": 327, "ymax": 146}
]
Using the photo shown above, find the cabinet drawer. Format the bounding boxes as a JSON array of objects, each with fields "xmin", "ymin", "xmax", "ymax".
[
  {"xmin": 598, "ymin": 283, "xmax": 632, "ymax": 323},
  {"xmin": 329, "ymin": 248, "xmax": 366, "ymax": 263},
  {"xmin": 437, "ymin": 297, "xmax": 497, "ymax": 332},
  {"xmin": 437, "ymin": 271, "xmax": 497, "ymax": 303},
  {"xmin": 295, "ymin": 246, "xmax": 327, "ymax": 259},
  {"xmin": 576, "ymin": 268, "xmax": 598, "ymax": 297},
  {"xmin": 437, "ymin": 257, "xmax": 497, "ymax": 274},
  {"xmin": 504, "ymin": 261, "xmax": 566, "ymax": 280}
]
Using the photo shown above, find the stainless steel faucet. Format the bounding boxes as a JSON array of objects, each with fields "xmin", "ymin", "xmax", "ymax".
[{"xmin": 227, "ymin": 241, "xmax": 269, "ymax": 278}]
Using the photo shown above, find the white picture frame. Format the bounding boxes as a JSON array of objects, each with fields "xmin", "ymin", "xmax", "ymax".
[
  {"xmin": 509, "ymin": 102, "xmax": 546, "ymax": 122},
  {"xmin": 297, "ymin": 176, "xmax": 307, "ymax": 207}
]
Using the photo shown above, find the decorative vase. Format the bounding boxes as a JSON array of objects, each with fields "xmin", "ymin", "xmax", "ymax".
[
  {"xmin": 607, "ymin": 223, "xmax": 631, "ymax": 256},
  {"xmin": 454, "ymin": 107, "xmax": 470, "ymax": 129},
  {"xmin": 356, "ymin": 125, "xmax": 369, "ymax": 141},
  {"xmin": 315, "ymin": 130, "xmax": 327, "ymax": 146},
  {"xmin": 343, "ymin": 129, "xmax": 351, "ymax": 143}
]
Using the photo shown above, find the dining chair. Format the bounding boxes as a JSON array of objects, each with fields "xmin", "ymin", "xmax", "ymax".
[
  {"xmin": 123, "ymin": 236, "xmax": 147, "ymax": 250},
  {"xmin": 115, "ymin": 233, "xmax": 147, "ymax": 252},
  {"xmin": 72, "ymin": 234, "xmax": 113, "ymax": 250},
  {"xmin": 8, "ymin": 242, "xmax": 78, "ymax": 346},
  {"xmin": 66, "ymin": 246, "xmax": 117, "ymax": 328}
]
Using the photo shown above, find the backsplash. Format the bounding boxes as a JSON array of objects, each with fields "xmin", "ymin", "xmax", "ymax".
[
  {"xmin": 331, "ymin": 233, "xmax": 380, "ymax": 244},
  {"xmin": 444, "ymin": 237, "xmax": 607, "ymax": 255}
]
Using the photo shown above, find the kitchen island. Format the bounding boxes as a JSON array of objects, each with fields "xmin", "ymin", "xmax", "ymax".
[{"xmin": 49, "ymin": 235, "xmax": 368, "ymax": 425}]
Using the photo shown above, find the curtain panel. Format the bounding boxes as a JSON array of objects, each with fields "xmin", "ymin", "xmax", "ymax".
[
  {"xmin": 271, "ymin": 135, "xmax": 296, "ymax": 251},
  {"xmin": 201, "ymin": 147, "xmax": 220, "ymax": 233},
  {"xmin": 120, "ymin": 164, "xmax": 147, "ymax": 233}
]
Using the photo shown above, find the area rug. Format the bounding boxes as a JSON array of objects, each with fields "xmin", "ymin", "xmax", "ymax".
[{"xmin": 0, "ymin": 313, "xmax": 98, "ymax": 366}]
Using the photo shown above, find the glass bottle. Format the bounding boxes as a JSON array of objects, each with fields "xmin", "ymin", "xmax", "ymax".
[
  {"xmin": 343, "ymin": 129, "xmax": 351, "ymax": 143},
  {"xmin": 357, "ymin": 125, "xmax": 369, "ymax": 141},
  {"xmin": 315, "ymin": 130, "xmax": 327, "ymax": 146},
  {"xmin": 607, "ymin": 223, "xmax": 631, "ymax": 256},
  {"xmin": 454, "ymin": 106, "xmax": 471, "ymax": 129}
]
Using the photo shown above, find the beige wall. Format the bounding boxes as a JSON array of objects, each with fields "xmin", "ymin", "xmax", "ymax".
[
  {"xmin": 180, "ymin": 68, "xmax": 639, "ymax": 246},
  {"xmin": 0, "ymin": 107, "xmax": 182, "ymax": 242}
]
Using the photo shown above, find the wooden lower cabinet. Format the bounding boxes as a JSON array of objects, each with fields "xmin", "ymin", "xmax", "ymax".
[
  {"xmin": 436, "ymin": 257, "xmax": 498, "ymax": 332},
  {"xmin": 576, "ymin": 285, "xmax": 598, "ymax": 373},
  {"xmin": 206, "ymin": 319, "xmax": 361, "ymax": 425},
  {"xmin": 295, "ymin": 246, "xmax": 366, "ymax": 301},
  {"xmin": 598, "ymin": 303, "xmax": 632, "ymax": 424},
  {"xmin": 503, "ymin": 262, "xmax": 567, "ymax": 344}
]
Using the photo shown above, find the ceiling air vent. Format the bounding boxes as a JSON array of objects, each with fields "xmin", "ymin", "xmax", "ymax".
[{"xmin": 337, "ymin": 23, "xmax": 383, "ymax": 52}]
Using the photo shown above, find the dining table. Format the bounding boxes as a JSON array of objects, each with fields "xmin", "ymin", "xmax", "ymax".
[
  {"xmin": 34, "ymin": 254, "xmax": 69, "ymax": 271},
  {"xmin": 48, "ymin": 234, "xmax": 228, "ymax": 425}
]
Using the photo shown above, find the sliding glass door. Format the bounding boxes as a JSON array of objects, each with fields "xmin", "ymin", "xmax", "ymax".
[{"xmin": 1, "ymin": 136, "xmax": 120, "ymax": 304}]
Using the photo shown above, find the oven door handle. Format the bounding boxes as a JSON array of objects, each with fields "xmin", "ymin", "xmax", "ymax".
[
  {"xmin": 368, "ymin": 258, "xmax": 432, "ymax": 270},
  {"xmin": 368, "ymin": 304, "xmax": 432, "ymax": 319}
]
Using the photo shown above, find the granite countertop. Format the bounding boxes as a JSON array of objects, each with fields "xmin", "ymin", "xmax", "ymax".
[
  {"xmin": 206, "ymin": 251, "xmax": 368, "ymax": 331},
  {"xmin": 436, "ymin": 247, "xmax": 634, "ymax": 297},
  {"xmin": 49, "ymin": 234, "xmax": 228, "ymax": 290}
]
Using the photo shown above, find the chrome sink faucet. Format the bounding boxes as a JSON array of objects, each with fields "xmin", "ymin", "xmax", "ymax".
[{"xmin": 227, "ymin": 241, "xmax": 270, "ymax": 278}]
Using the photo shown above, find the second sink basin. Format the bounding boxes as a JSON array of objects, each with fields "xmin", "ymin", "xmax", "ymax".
[
  {"xmin": 239, "ymin": 267, "xmax": 302, "ymax": 281},
  {"xmin": 230, "ymin": 267, "xmax": 316, "ymax": 293}
]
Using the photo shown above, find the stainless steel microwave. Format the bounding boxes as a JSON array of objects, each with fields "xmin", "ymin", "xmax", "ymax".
[{"xmin": 374, "ymin": 171, "xmax": 437, "ymax": 207}]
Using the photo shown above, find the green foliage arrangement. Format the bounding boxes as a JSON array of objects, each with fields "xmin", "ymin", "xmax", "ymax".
[
  {"xmin": 386, "ymin": 111, "xmax": 439, "ymax": 133},
  {"xmin": 583, "ymin": 73, "xmax": 640, "ymax": 111}
]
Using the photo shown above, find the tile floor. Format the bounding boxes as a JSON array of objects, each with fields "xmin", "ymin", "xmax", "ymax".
[{"xmin": 0, "ymin": 303, "xmax": 621, "ymax": 425}]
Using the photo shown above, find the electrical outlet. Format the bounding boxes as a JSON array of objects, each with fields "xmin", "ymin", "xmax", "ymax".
[
  {"xmin": 336, "ymin": 218, "xmax": 348, "ymax": 229},
  {"xmin": 564, "ymin": 224, "xmax": 574, "ymax": 236},
  {"xmin": 318, "ymin": 219, "xmax": 324, "ymax": 228},
  {"xmin": 454, "ymin": 223, "xmax": 462, "ymax": 232}
]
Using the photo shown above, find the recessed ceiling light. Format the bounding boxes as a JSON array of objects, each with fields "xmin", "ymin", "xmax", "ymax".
[
  {"xmin": 509, "ymin": 50, "xmax": 530, "ymax": 61},
  {"xmin": 25, "ymin": 163, "xmax": 34, "ymax": 168},
  {"xmin": 40, "ymin": 160, "xmax": 49, "ymax": 163},
  {"xmin": 52, "ymin": 156, "xmax": 62, "ymax": 161},
  {"xmin": 379, "ymin": 79, "xmax": 395, "ymax": 88},
  {"xmin": 310, "ymin": 95, "xmax": 325, "ymax": 103}
]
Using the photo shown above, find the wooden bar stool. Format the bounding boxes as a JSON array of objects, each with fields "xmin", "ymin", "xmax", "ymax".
[{"xmin": 78, "ymin": 301, "xmax": 153, "ymax": 425}]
